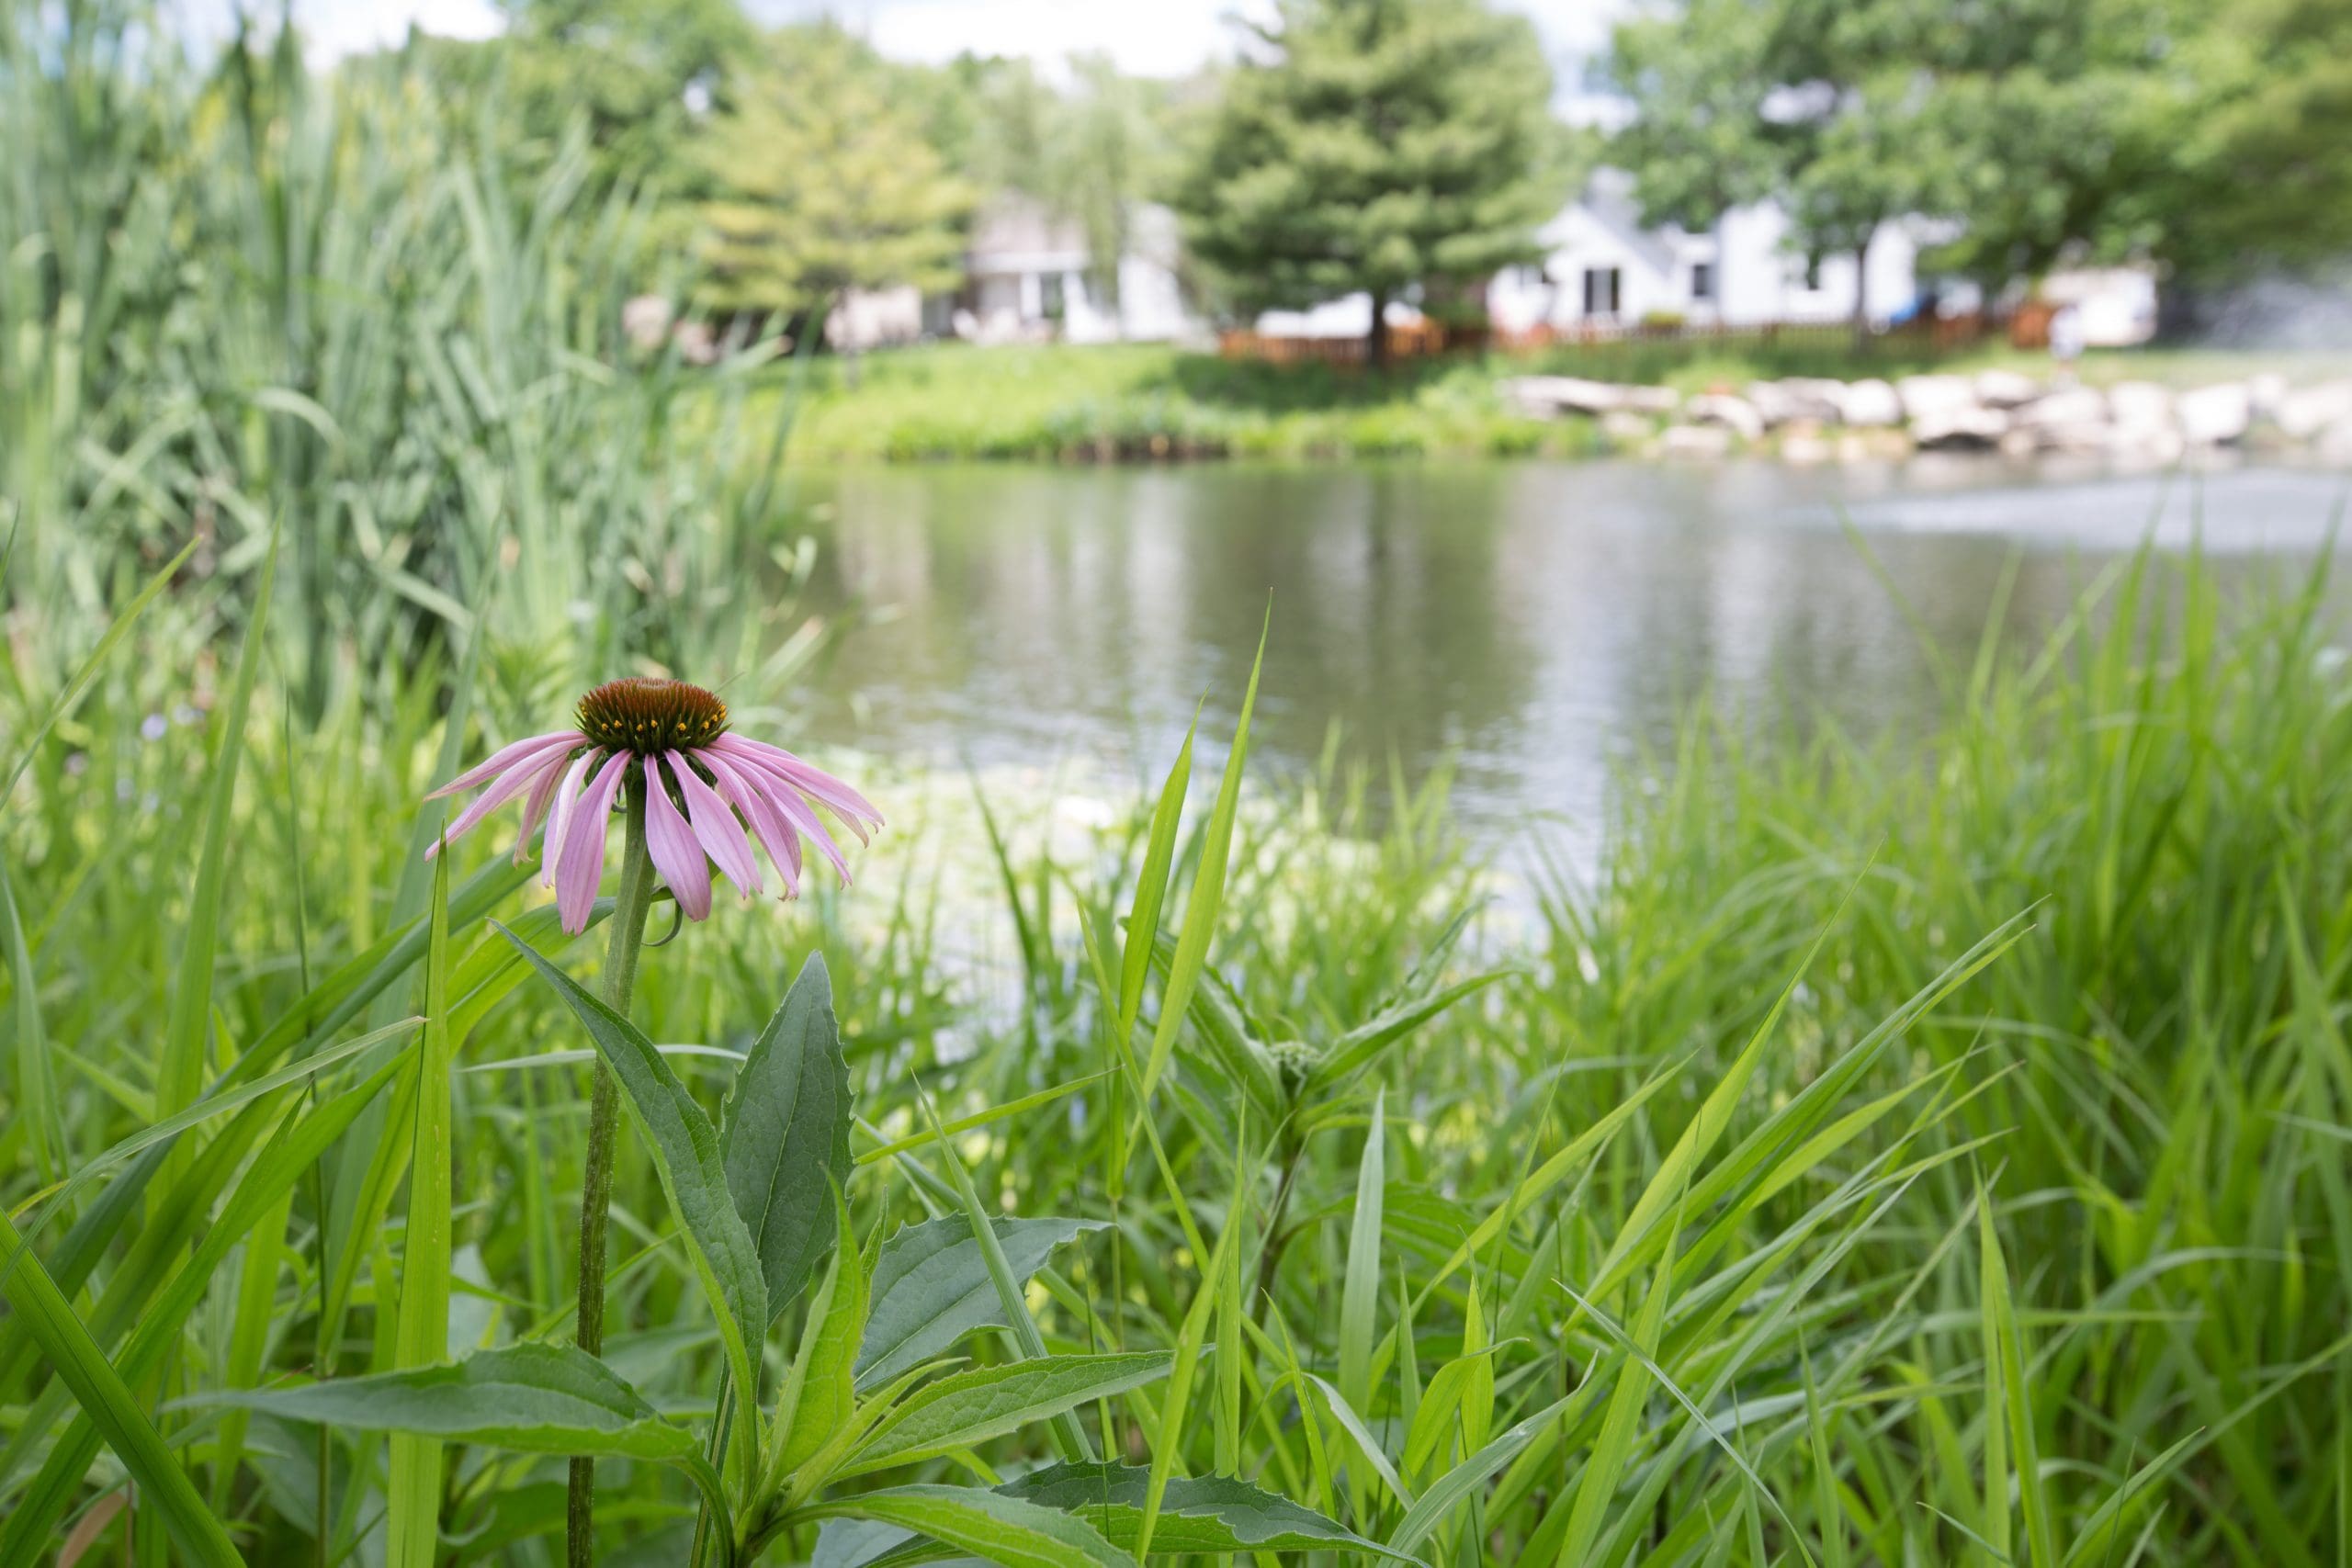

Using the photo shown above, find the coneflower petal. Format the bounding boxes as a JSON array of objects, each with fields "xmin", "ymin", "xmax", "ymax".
[
  {"xmin": 540, "ymin": 750, "xmax": 599, "ymax": 890},
  {"xmin": 426, "ymin": 742, "xmax": 575, "ymax": 859},
  {"xmin": 667, "ymin": 752, "xmax": 761, "ymax": 899},
  {"xmin": 514, "ymin": 752, "xmax": 571, "ymax": 865},
  {"xmin": 557, "ymin": 751, "xmax": 631, "ymax": 933},
  {"xmin": 710, "ymin": 735, "xmax": 883, "ymax": 839},
  {"xmin": 695, "ymin": 749, "xmax": 803, "ymax": 896},
  {"xmin": 643, "ymin": 754, "xmax": 713, "ymax": 921},
  {"xmin": 425, "ymin": 729, "xmax": 584, "ymax": 800},
  {"xmin": 728, "ymin": 753, "xmax": 853, "ymax": 886}
]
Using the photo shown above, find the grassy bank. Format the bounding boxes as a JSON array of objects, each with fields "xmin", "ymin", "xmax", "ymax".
[
  {"xmin": 777, "ymin": 340, "xmax": 2352, "ymax": 464},
  {"xmin": 6, "ymin": 527, "xmax": 2350, "ymax": 1563}
]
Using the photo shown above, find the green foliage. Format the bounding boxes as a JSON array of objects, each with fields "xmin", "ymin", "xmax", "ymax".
[
  {"xmin": 1174, "ymin": 0, "xmax": 1570, "ymax": 359},
  {"xmin": 1610, "ymin": 0, "xmax": 2352, "ymax": 291},
  {"xmin": 695, "ymin": 26, "xmax": 974, "ymax": 319}
]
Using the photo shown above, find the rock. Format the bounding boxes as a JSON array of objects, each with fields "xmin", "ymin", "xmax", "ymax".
[
  {"xmin": 1685, "ymin": 393, "xmax": 1766, "ymax": 442},
  {"xmin": 2318, "ymin": 418, "xmax": 2352, "ymax": 465},
  {"xmin": 2034, "ymin": 421, "xmax": 2117, "ymax": 455},
  {"xmin": 1973, "ymin": 369, "xmax": 2043, "ymax": 409},
  {"xmin": 1748, "ymin": 379, "xmax": 1846, "ymax": 426},
  {"xmin": 1912, "ymin": 406, "xmax": 2012, "ymax": 450},
  {"xmin": 1778, "ymin": 421, "xmax": 1836, "ymax": 463},
  {"xmin": 1658, "ymin": 423, "xmax": 1734, "ymax": 459},
  {"xmin": 1999, "ymin": 428, "xmax": 2041, "ymax": 459},
  {"xmin": 2021, "ymin": 386, "xmax": 2108, "ymax": 428},
  {"xmin": 2177, "ymin": 383, "xmax": 2251, "ymax": 445},
  {"xmin": 2247, "ymin": 373, "xmax": 2290, "ymax": 422},
  {"xmin": 1894, "ymin": 374, "xmax": 1976, "ymax": 422},
  {"xmin": 1599, "ymin": 410, "xmax": 1655, "ymax": 446},
  {"xmin": 1500, "ymin": 377, "xmax": 1679, "ymax": 419},
  {"xmin": 1839, "ymin": 378, "xmax": 1904, "ymax": 427},
  {"xmin": 2107, "ymin": 381, "xmax": 2175, "ymax": 433},
  {"xmin": 2277, "ymin": 380, "xmax": 2352, "ymax": 440}
]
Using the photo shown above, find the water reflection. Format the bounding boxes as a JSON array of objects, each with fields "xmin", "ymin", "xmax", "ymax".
[{"xmin": 790, "ymin": 459, "xmax": 2347, "ymax": 854}]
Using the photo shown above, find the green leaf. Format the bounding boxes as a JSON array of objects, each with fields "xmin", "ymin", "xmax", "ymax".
[
  {"xmin": 857, "ymin": 1215, "xmax": 1108, "ymax": 1387},
  {"xmin": 842, "ymin": 1353, "xmax": 1173, "ymax": 1477},
  {"xmin": 0, "ymin": 536, "xmax": 196, "ymax": 803},
  {"xmin": 388, "ymin": 848, "xmax": 456, "ymax": 1568},
  {"xmin": 1138, "ymin": 614, "xmax": 1265, "ymax": 1101},
  {"xmin": 1338, "ymin": 1089, "xmax": 1385, "ymax": 1419},
  {"xmin": 0, "ymin": 1213, "xmax": 245, "ymax": 1568},
  {"xmin": 993, "ymin": 1462, "xmax": 1423, "ymax": 1561},
  {"xmin": 197, "ymin": 1342, "xmax": 697, "ymax": 1461},
  {"xmin": 156, "ymin": 525, "xmax": 280, "ymax": 1168},
  {"xmin": 812, "ymin": 1483, "xmax": 1131, "ymax": 1568},
  {"xmin": 1119, "ymin": 718, "xmax": 1193, "ymax": 1038},
  {"xmin": 495, "ymin": 925, "xmax": 769, "ymax": 1449},
  {"xmin": 723, "ymin": 953, "xmax": 854, "ymax": 1320},
  {"xmin": 773, "ymin": 1186, "xmax": 869, "ymax": 1487}
]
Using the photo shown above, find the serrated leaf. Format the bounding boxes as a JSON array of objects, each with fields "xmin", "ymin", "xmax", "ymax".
[
  {"xmin": 991, "ymin": 1463, "xmax": 1423, "ymax": 1561},
  {"xmin": 858, "ymin": 1215, "xmax": 1109, "ymax": 1387},
  {"xmin": 494, "ymin": 927, "xmax": 768, "ymax": 1446},
  {"xmin": 842, "ymin": 1353, "xmax": 1173, "ymax": 1477},
  {"xmin": 724, "ymin": 953, "xmax": 854, "ymax": 1320},
  {"xmin": 817, "ymin": 1483, "xmax": 1130, "ymax": 1568}
]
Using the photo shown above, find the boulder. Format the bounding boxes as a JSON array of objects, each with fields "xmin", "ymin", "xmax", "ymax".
[
  {"xmin": 1894, "ymin": 374, "xmax": 1976, "ymax": 422},
  {"xmin": 2247, "ymin": 373, "xmax": 2290, "ymax": 422},
  {"xmin": 2177, "ymin": 383, "xmax": 2252, "ymax": 445},
  {"xmin": 1748, "ymin": 378, "xmax": 1847, "ymax": 426},
  {"xmin": 1839, "ymin": 378, "xmax": 1905, "ymax": 427},
  {"xmin": 1912, "ymin": 405, "xmax": 2012, "ymax": 450},
  {"xmin": 2276, "ymin": 380, "xmax": 2352, "ymax": 440},
  {"xmin": 2318, "ymin": 419, "xmax": 2352, "ymax": 466},
  {"xmin": 2107, "ymin": 380, "xmax": 2175, "ymax": 434},
  {"xmin": 1780, "ymin": 431, "xmax": 1837, "ymax": 464},
  {"xmin": 1973, "ymin": 369, "xmax": 2043, "ymax": 409},
  {"xmin": 2021, "ymin": 386, "xmax": 2108, "ymax": 429},
  {"xmin": 1657, "ymin": 423, "xmax": 1734, "ymax": 459},
  {"xmin": 1500, "ymin": 377, "xmax": 1679, "ymax": 419},
  {"xmin": 1599, "ymin": 410, "xmax": 1656, "ymax": 446},
  {"xmin": 1685, "ymin": 393, "xmax": 1766, "ymax": 442}
]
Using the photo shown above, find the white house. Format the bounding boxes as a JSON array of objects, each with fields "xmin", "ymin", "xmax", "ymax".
[
  {"xmin": 1487, "ymin": 169, "xmax": 1928, "ymax": 334},
  {"xmin": 940, "ymin": 196, "xmax": 1201, "ymax": 345}
]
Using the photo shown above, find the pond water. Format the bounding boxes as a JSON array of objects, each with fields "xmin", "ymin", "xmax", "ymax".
[{"xmin": 793, "ymin": 457, "xmax": 2350, "ymax": 862}]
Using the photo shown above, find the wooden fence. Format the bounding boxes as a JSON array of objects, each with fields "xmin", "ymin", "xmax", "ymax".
[{"xmin": 1220, "ymin": 310, "xmax": 1993, "ymax": 366}]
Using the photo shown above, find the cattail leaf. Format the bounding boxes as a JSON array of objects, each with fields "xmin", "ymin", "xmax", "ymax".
[{"xmin": 808, "ymin": 1483, "xmax": 1129, "ymax": 1568}]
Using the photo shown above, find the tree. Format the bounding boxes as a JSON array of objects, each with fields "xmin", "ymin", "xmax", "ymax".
[
  {"xmin": 1174, "ymin": 0, "xmax": 1567, "ymax": 368},
  {"xmin": 695, "ymin": 27, "xmax": 974, "ymax": 326},
  {"xmin": 1608, "ymin": 0, "xmax": 2018, "ymax": 344},
  {"xmin": 1610, "ymin": 0, "xmax": 2352, "ymax": 321}
]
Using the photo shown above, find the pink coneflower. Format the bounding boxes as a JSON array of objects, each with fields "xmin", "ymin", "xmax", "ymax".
[{"xmin": 425, "ymin": 678, "xmax": 881, "ymax": 934}]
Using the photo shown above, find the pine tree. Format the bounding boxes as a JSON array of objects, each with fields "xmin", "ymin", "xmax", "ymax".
[{"xmin": 1174, "ymin": 0, "xmax": 1566, "ymax": 368}]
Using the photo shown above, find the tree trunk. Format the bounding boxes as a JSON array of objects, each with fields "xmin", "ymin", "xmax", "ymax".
[
  {"xmin": 1849, "ymin": 231, "xmax": 1875, "ymax": 353},
  {"xmin": 1367, "ymin": 287, "xmax": 1390, "ymax": 372}
]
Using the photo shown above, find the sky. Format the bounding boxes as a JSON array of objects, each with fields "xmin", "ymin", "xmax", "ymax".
[{"xmin": 188, "ymin": 0, "xmax": 1632, "ymax": 86}]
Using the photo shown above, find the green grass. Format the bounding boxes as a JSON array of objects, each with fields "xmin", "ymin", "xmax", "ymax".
[
  {"xmin": 775, "ymin": 338, "xmax": 2352, "ymax": 465},
  {"xmin": 8, "ymin": 8, "xmax": 2352, "ymax": 1563}
]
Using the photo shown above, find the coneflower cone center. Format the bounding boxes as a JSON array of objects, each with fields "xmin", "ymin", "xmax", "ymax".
[{"xmin": 576, "ymin": 678, "xmax": 729, "ymax": 755}]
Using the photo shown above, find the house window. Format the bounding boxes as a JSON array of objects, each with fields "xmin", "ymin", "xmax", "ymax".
[
  {"xmin": 1040, "ymin": 272, "xmax": 1066, "ymax": 322},
  {"xmin": 1690, "ymin": 262, "xmax": 1715, "ymax": 301},
  {"xmin": 1581, "ymin": 266, "xmax": 1622, "ymax": 317}
]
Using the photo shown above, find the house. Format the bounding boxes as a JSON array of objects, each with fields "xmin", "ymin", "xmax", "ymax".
[
  {"xmin": 1487, "ymin": 169, "xmax": 1927, "ymax": 334},
  {"xmin": 937, "ymin": 196, "xmax": 1201, "ymax": 345}
]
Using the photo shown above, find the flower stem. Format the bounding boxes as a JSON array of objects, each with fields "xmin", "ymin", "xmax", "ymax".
[{"xmin": 568, "ymin": 776, "xmax": 658, "ymax": 1568}]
